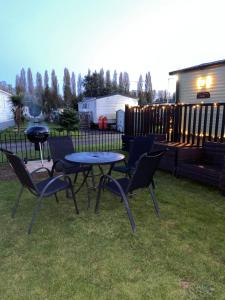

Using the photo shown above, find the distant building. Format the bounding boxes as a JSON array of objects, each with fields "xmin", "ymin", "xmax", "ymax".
[
  {"xmin": 78, "ymin": 94, "xmax": 138, "ymax": 128},
  {"xmin": 0, "ymin": 89, "xmax": 14, "ymax": 130},
  {"xmin": 169, "ymin": 59, "xmax": 225, "ymax": 104}
]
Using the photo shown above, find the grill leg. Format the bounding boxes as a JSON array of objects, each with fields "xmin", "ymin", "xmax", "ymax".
[{"xmin": 39, "ymin": 142, "xmax": 44, "ymax": 167}]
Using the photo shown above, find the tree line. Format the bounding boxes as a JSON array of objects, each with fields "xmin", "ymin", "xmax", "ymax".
[{"xmin": 15, "ymin": 67, "xmax": 155, "ymax": 110}]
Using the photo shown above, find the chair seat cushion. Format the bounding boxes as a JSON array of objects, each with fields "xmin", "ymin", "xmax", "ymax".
[
  {"xmin": 55, "ymin": 160, "xmax": 91, "ymax": 174},
  {"xmin": 36, "ymin": 177, "xmax": 70, "ymax": 196},
  {"xmin": 112, "ymin": 165, "xmax": 130, "ymax": 173},
  {"xmin": 105, "ymin": 177, "xmax": 130, "ymax": 195}
]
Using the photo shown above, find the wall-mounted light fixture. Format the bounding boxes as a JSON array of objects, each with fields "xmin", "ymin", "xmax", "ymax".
[{"xmin": 197, "ymin": 76, "xmax": 212, "ymax": 89}]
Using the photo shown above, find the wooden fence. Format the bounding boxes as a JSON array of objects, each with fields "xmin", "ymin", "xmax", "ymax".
[{"xmin": 124, "ymin": 103, "xmax": 225, "ymax": 146}]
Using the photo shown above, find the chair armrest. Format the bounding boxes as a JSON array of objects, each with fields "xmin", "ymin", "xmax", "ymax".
[
  {"xmin": 51, "ymin": 159, "xmax": 65, "ymax": 176},
  {"xmin": 99, "ymin": 174, "xmax": 128, "ymax": 197},
  {"xmin": 177, "ymin": 147, "xmax": 203, "ymax": 164},
  {"xmin": 39, "ymin": 174, "xmax": 73, "ymax": 197}
]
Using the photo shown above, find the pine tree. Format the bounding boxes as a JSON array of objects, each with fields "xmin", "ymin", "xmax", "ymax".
[
  {"xmin": 27, "ymin": 68, "xmax": 34, "ymax": 95},
  {"xmin": 63, "ymin": 68, "xmax": 72, "ymax": 107},
  {"xmin": 137, "ymin": 75, "xmax": 144, "ymax": 105},
  {"xmin": 145, "ymin": 72, "xmax": 153, "ymax": 103},
  {"xmin": 112, "ymin": 70, "xmax": 117, "ymax": 93}
]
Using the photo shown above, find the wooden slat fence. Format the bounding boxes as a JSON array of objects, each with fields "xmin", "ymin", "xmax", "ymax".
[{"xmin": 124, "ymin": 103, "xmax": 225, "ymax": 146}]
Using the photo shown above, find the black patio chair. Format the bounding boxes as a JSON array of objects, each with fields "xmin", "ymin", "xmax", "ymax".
[
  {"xmin": 1, "ymin": 148, "xmax": 79, "ymax": 234},
  {"xmin": 95, "ymin": 150, "xmax": 166, "ymax": 232},
  {"xmin": 48, "ymin": 136, "xmax": 93, "ymax": 192},
  {"xmin": 111, "ymin": 135, "xmax": 155, "ymax": 177}
]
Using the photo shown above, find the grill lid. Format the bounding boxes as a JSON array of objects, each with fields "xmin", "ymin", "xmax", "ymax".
[{"xmin": 25, "ymin": 126, "xmax": 49, "ymax": 144}]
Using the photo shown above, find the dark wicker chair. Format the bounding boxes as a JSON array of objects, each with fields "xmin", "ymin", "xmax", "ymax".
[
  {"xmin": 95, "ymin": 150, "xmax": 166, "ymax": 232},
  {"xmin": 176, "ymin": 141, "xmax": 225, "ymax": 193},
  {"xmin": 112, "ymin": 135, "xmax": 155, "ymax": 177},
  {"xmin": 1, "ymin": 148, "xmax": 79, "ymax": 234},
  {"xmin": 48, "ymin": 136, "xmax": 93, "ymax": 192}
]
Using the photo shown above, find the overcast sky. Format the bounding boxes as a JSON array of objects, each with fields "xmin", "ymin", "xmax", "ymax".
[{"xmin": 1, "ymin": 0, "xmax": 225, "ymax": 91}]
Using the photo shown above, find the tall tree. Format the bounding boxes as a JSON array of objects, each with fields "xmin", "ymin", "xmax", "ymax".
[
  {"xmin": 123, "ymin": 72, "xmax": 130, "ymax": 95},
  {"xmin": 119, "ymin": 72, "xmax": 123, "ymax": 94},
  {"xmin": 42, "ymin": 70, "xmax": 52, "ymax": 118},
  {"xmin": 35, "ymin": 72, "xmax": 43, "ymax": 105},
  {"xmin": 83, "ymin": 71, "xmax": 100, "ymax": 97},
  {"xmin": 51, "ymin": 69, "xmax": 60, "ymax": 107},
  {"xmin": 44, "ymin": 70, "xmax": 49, "ymax": 89},
  {"xmin": 20, "ymin": 68, "xmax": 26, "ymax": 94},
  {"xmin": 99, "ymin": 68, "xmax": 105, "ymax": 95},
  {"xmin": 137, "ymin": 74, "xmax": 144, "ymax": 105},
  {"xmin": 112, "ymin": 70, "xmax": 117, "ymax": 93},
  {"xmin": 145, "ymin": 72, "xmax": 153, "ymax": 103},
  {"xmin": 105, "ymin": 70, "xmax": 111, "ymax": 94},
  {"xmin": 63, "ymin": 68, "xmax": 72, "ymax": 107},
  {"xmin": 71, "ymin": 72, "xmax": 76, "ymax": 97},
  {"xmin": 77, "ymin": 73, "xmax": 83, "ymax": 97},
  {"xmin": 15, "ymin": 75, "xmax": 23, "ymax": 95},
  {"xmin": 71, "ymin": 71, "xmax": 78, "ymax": 109},
  {"xmin": 27, "ymin": 68, "xmax": 34, "ymax": 95},
  {"xmin": 51, "ymin": 69, "xmax": 59, "ymax": 96}
]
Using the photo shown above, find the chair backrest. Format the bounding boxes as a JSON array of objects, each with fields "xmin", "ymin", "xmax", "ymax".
[
  {"xmin": 128, "ymin": 136, "xmax": 155, "ymax": 168},
  {"xmin": 127, "ymin": 150, "xmax": 165, "ymax": 192},
  {"xmin": 48, "ymin": 136, "xmax": 74, "ymax": 162},
  {"xmin": 203, "ymin": 141, "xmax": 225, "ymax": 168},
  {"xmin": 0, "ymin": 149, "xmax": 36, "ymax": 191}
]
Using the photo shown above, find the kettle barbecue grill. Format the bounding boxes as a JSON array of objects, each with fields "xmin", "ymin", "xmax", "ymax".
[{"xmin": 25, "ymin": 126, "xmax": 49, "ymax": 166}]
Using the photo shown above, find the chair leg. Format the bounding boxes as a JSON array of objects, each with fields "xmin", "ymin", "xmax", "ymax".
[
  {"xmin": 27, "ymin": 196, "xmax": 43, "ymax": 234},
  {"xmin": 95, "ymin": 179, "xmax": 104, "ymax": 213},
  {"xmin": 70, "ymin": 185, "xmax": 79, "ymax": 214},
  {"xmin": 121, "ymin": 194, "xmax": 136, "ymax": 232},
  {"xmin": 149, "ymin": 185, "xmax": 160, "ymax": 217},
  {"xmin": 73, "ymin": 172, "xmax": 78, "ymax": 184},
  {"xmin": 85, "ymin": 179, "xmax": 91, "ymax": 209},
  {"xmin": 11, "ymin": 186, "xmax": 24, "ymax": 218},
  {"xmin": 54, "ymin": 193, "xmax": 59, "ymax": 203},
  {"xmin": 90, "ymin": 167, "xmax": 96, "ymax": 189},
  {"xmin": 152, "ymin": 179, "xmax": 156, "ymax": 189}
]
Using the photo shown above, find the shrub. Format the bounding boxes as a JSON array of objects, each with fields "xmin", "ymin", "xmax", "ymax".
[{"xmin": 58, "ymin": 108, "xmax": 79, "ymax": 132}]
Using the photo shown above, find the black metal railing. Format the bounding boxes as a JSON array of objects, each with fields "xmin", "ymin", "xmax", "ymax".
[
  {"xmin": 0, "ymin": 129, "xmax": 123, "ymax": 164},
  {"xmin": 125, "ymin": 103, "xmax": 225, "ymax": 146}
]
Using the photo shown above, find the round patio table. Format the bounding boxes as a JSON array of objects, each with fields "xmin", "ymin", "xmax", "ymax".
[
  {"xmin": 64, "ymin": 152, "xmax": 125, "ymax": 206},
  {"xmin": 64, "ymin": 151, "xmax": 125, "ymax": 166}
]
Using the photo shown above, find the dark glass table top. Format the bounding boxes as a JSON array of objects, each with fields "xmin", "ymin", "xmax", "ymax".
[{"xmin": 65, "ymin": 151, "xmax": 125, "ymax": 165}]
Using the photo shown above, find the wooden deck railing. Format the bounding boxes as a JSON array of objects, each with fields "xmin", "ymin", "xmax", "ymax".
[{"xmin": 124, "ymin": 103, "xmax": 225, "ymax": 146}]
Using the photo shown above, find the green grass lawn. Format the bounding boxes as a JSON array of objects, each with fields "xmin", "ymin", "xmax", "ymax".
[{"xmin": 0, "ymin": 170, "xmax": 225, "ymax": 299}]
